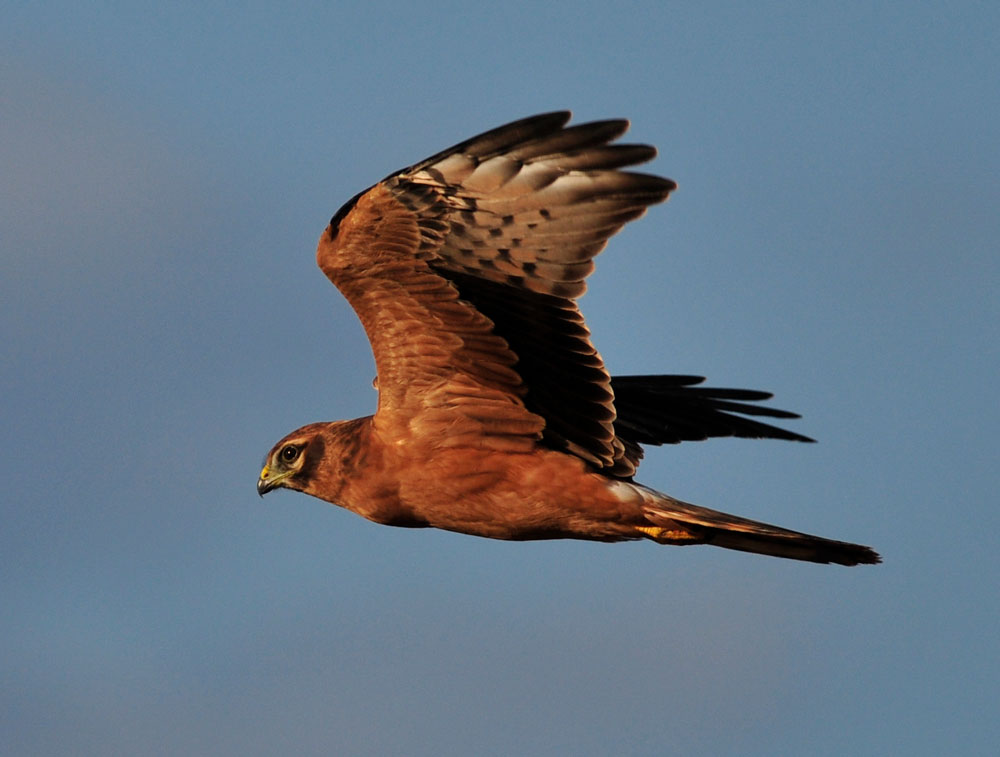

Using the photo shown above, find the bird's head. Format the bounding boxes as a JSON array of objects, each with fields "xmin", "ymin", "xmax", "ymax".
[{"xmin": 257, "ymin": 424, "xmax": 328, "ymax": 497}]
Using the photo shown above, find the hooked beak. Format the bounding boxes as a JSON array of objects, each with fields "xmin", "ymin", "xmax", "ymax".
[{"xmin": 257, "ymin": 465, "xmax": 288, "ymax": 497}]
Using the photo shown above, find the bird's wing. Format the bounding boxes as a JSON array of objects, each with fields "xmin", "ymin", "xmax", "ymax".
[
  {"xmin": 610, "ymin": 374, "xmax": 814, "ymax": 452},
  {"xmin": 316, "ymin": 112, "xmax": 675, "ymax": 470}
]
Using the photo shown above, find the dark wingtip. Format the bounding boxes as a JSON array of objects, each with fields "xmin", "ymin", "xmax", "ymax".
[
  {"xmin": 813, "ymin": 540, "xmax": 882, "ymax": 566},
  {"xmin": 853, "ymin": 546, "xmax": 883, "ymax": 566}
]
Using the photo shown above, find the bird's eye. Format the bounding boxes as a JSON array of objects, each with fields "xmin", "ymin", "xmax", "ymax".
[{"xmin": 280, "ymin": 445, "xmax": 300, "ymax": 463}]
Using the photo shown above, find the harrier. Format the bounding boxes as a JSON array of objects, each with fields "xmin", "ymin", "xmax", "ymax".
[{"xmin": 258, "ymin": 112, "xmax": 879, "ymax": 566}]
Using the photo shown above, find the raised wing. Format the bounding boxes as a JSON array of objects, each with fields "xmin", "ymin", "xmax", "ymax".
[{"xmin": 317, "ymin": 112, "xmax": 675, "ymax": 472}]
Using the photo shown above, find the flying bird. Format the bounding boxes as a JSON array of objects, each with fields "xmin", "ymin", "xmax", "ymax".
[{"xmin": 258, "ymin": 112, "xmax": 880, "ymax": 566}]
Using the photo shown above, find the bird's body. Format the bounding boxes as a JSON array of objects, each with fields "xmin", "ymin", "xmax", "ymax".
[
  {"xmin": 259, "ymin": 112, "xmax": 880, "ymax": 566},
  {"xmin": 288, "ymin": 417, "xmax": 636, "ymax": 541}
]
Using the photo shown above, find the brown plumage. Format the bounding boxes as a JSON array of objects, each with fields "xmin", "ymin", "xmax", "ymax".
[{"xmin": 258, "ymin": 112, "xmax": 880, "ymax": 566}]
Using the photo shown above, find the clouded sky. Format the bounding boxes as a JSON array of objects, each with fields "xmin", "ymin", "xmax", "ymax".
[{"xmin": 3, "ymin": 2, "xmax": 998, "ymax": 754}]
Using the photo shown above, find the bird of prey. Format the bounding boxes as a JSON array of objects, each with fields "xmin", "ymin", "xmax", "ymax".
[{"xmin": 258, "ymin": 112, "xmax": 880, "ymax": 566}]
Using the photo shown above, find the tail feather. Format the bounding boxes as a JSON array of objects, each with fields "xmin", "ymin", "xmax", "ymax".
[{"xmin": 639, "ymin": 490, "xmax": 880, "ymax": 566}]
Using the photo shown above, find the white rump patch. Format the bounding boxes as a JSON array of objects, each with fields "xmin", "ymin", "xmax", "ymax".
[{"xmin": 606, "ymin": 479, "xmax": 643, "ymax": 504}]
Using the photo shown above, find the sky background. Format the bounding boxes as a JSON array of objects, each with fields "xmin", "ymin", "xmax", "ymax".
[{"xmin": 3, "ymin": 2, "xmax": 998, "ymax": 755}]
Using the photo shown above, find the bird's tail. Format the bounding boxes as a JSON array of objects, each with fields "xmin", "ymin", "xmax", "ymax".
[{"xmin": 634, "ymin": 485, "xmax": 880, "ymax": 566}]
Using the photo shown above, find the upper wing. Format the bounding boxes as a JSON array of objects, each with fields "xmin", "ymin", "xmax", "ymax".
[
  {"xmin": 317, "ymin": 112, "xmax": 675, "ymax": 470},
  {"xmin": 610, "ymin": 374, "xmax": 814, "ymax": 463}
]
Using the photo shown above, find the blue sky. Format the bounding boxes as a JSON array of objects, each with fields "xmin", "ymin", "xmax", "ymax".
[{"xmin": 3, "ymin": 2, "xmax": 998, "ymax": 754}]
